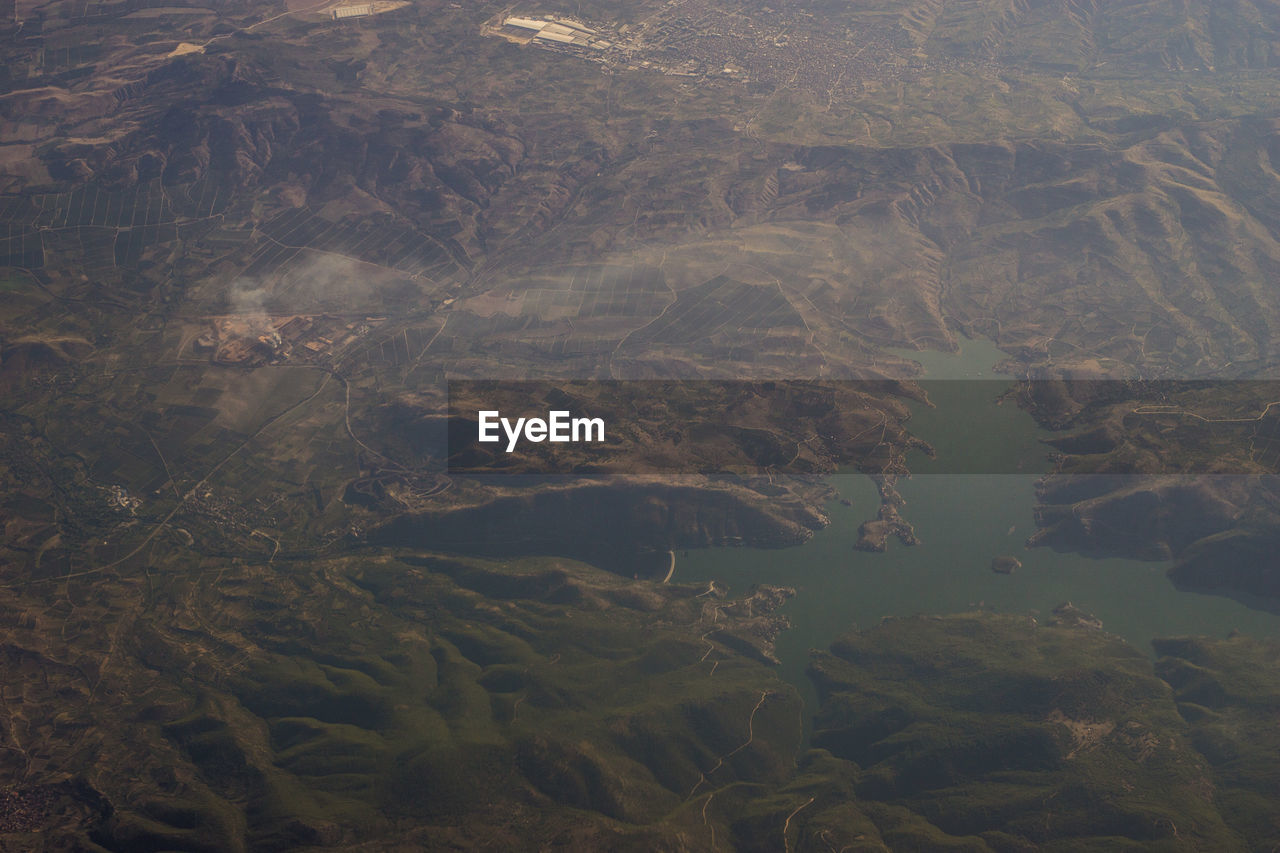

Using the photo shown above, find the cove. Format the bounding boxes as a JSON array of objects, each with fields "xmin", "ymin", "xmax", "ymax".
[{"xmin": 677, "ymin": 338, "xmax": 1280, "ymax": 713}]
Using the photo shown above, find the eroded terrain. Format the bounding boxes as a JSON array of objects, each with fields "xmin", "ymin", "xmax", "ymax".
[{"xmin": 8, "ymin": 0, "xmax": 1280, "ymax": 848}]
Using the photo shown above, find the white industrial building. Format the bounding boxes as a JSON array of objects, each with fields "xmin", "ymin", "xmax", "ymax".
[
  {"xmin": 505, "ymin": 16, "xmax": 545, "ymax": 30},
  {"xmin": 332, "ymin": 4, "xmax": 372, "ymax": 18},
  {"xmin": 498, "ymin": 14, "xmax": 608, "ymax": 49}
]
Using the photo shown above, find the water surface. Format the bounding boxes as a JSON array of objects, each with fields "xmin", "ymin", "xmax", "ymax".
[{"xmin": 679, "ymin": 339, "xmax": 1280, "ymax": 711}]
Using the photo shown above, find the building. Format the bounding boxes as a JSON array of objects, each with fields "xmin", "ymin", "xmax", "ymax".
[
  {"xmin": 332, "ymin": 4, "xmax": 373, "ymax": 19},
  {"xmin": 505, "ymin": 16, "xmax": 545, "ymax": 31},
  {"xmin": 534, "ymin": 30, "xmax": 576, "ymax": 44},
  {"xmin": 495, "ymin": 13, "xmax": 611, "ymax": 50}
]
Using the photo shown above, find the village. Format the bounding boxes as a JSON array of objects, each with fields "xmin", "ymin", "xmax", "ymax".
[{"xmin": 192, "ymin": 314, "xmax": 382, "ymax": 367}]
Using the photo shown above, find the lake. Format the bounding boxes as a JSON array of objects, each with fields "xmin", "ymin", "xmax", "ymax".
[{"xmin": 677, "ymin": 338, "xmax": 1280, "ymax": 714}]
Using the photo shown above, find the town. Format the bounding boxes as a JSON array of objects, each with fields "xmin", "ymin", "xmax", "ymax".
[{"xmin": 482, "ymin": 3, "xmax": 1003, "ymax": 102}]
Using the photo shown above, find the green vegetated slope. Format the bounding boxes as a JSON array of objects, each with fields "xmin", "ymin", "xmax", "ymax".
[
  {"xmin": 806, "ymin": 613, "xmax": 1280, "ymax": 851},
  {"xmin": 1153, "ymin": 634, "xmax": 1280, "ymax": 850},
  {"xmin": 12, "ymin": 551, "xmax": 1280, "ymax": 852},
  {"xmin": 0, "ymin": 552, "xmax": 803, "ymax": 849}
]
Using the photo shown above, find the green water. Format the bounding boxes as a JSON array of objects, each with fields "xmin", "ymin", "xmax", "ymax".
[{"xmin": 678, "ymin": 338, "xmax": 1280, "ymax": 711}]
